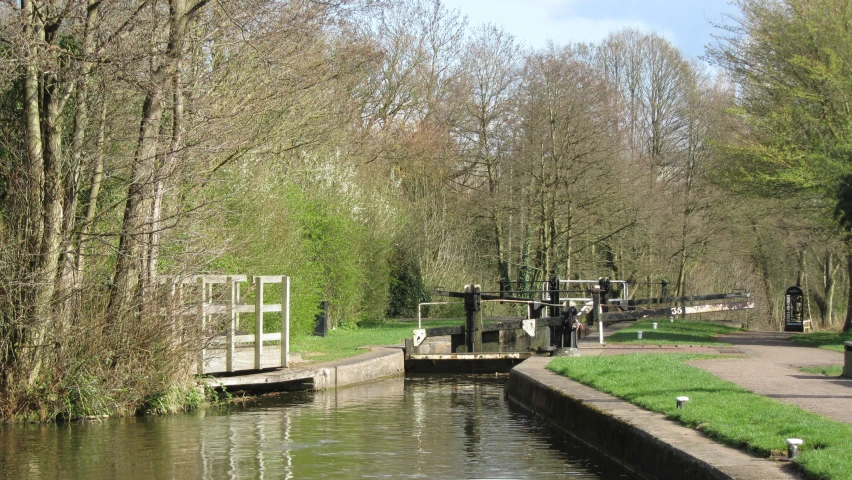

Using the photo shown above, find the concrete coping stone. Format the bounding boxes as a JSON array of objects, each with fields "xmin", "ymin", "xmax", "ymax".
[{"xmin": 505, "ymin": 357, "xmax": 802, "ymax": 480}]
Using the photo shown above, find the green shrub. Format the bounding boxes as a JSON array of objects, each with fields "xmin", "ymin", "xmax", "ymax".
[{"xmin": 386, "ymin": 245, "xmax": 430, "ymax": 318}]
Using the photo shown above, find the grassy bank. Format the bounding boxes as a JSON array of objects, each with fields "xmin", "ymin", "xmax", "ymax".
[
  {"xmin": 290, "ymin": 319, "xmax": 460, "ymax": 363},
  {"xmin": 605, "ymin": 319, "xmax": 742, "ymax": 346},
  {"xmin": 548, "ymin": 354, "xmax": 852, "ymax": 479},
  {"xmin": 791, "ymin": 331, "xmax": 852, "ymax": 352},
  {"xmin": 799, "ymin": 365, "xmax": 843, "ymax": 377}
]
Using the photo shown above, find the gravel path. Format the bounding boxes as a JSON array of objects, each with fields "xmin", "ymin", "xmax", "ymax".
[{"xmin": 688, "ymin": 331, "xmax": 852, "ymax": 424}]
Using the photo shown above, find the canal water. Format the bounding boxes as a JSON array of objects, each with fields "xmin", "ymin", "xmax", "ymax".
[{"xmin": 1, "ymin": 375, "xmax": 633, "ymax": 479}]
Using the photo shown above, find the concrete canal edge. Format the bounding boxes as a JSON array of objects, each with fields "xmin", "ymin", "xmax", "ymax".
[
  {"xmin": 505, "ymin": 357, "xmax": 802, "ymax": 480},
  {"xmin": 207, "ymin": 347, "xmax": 405, "ymax": 392},
  {"xmin": 312, "ymin": 347, "xmax": 405, "ymax": 390}
]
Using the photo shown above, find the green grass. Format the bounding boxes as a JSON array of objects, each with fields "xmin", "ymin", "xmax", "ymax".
[
  {"xmin": 290, "ymin": 319, "xmax": 460, "ymax": 363},
  {"xmin": 791, "ymin": 331, "xmax": 852, "ymax": 352},
  {"xmin": 799, "ymin": 365, "xmax": 843, "ymax": 377},
  {"xmin": 548, "ymin": 354, "xmax": 852, "ymax": 479},
  {"xmin": 606, "ymin": 319, "xmax": 743, "ymax": 346}
]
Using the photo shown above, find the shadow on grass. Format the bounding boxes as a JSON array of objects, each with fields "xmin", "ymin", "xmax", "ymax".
[{"xmin": 791, "ymin": 331, "xmax": 852, "ymax": 350}]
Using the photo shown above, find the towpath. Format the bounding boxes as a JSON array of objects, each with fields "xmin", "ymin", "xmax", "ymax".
[
  {"xmin": 580, "ymin": 326, "xmax": 852, "ymax": 424},
  {"xmin": 689, "ymin": 331, "xmax": 852, "ymax": 424}
]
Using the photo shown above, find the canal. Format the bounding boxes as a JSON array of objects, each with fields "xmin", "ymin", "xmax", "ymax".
[{"xmin": 1, "ymin": 375, "xmax": 633, "ymax": 479}]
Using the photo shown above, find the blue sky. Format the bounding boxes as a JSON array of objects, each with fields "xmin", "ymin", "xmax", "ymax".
[{"xmin": 441, "ymin": 0, "xmax": 739, "ymax": 59}]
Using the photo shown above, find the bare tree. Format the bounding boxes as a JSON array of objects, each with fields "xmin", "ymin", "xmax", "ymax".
[
  {"xmin": 454, "ymin": 24, "xmax": 521, "ymax": 287},
  {"xmin": 515, "ymin": 45, "xmax": 624, "ymax": 282}
]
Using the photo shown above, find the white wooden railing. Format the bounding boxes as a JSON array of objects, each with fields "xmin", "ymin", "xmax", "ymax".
[{"xmin": 165, "ymin": 275, "xmax": 290, "ymax": 374}]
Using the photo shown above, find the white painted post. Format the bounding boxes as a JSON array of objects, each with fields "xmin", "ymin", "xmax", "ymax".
[
  {"xmin": 198, "ymin": 277, "xmax": 207, "ymax": 375},
  {"xmin": 255, "ymin": 277, "xmax": 264, "ymax": 370},
  {"xmin": 226, "ymin": 276, "xmax": 236, "ymax": 373},
  {"xmin": 282, "ymin": 276, "xmax": 290, "ymax": 368}
]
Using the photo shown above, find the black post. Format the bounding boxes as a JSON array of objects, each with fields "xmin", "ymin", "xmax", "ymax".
[
  {"xmin": 564, "ymin": 304, "xmax": 579, "ymax": 349},
  {"xmin": 548, "ymin": 276, "xmax": 561, "ymax": 318},
  {"xmin": 314, "ymin": 300, "xmax": 329, "ymax": 337},
  {"xmin": 547, "ymin": 277, "xmax": 560, "ymax": 347},
  {"xmin": 591, "ymin": 287, "xmax": 601, "ymax": 325},
  {"xmin": 464, "ymin": 285, "xmax": 482, "ymax": 353},
  {"xmin": 598, "ymin": 277, "xmax": 611, "ymax": 307},
  {"xmin": 661, "ymin": 279, "xmax": 668, "ymax": 299},
  {"xmin": 530, "ymin": 301, "xmax": 543, "ymax": 319}
]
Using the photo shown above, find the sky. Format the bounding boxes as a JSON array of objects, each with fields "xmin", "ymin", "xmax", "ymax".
[{"xmin": 440, "ymin": 0, "xmax": 739, "ymax": 60}]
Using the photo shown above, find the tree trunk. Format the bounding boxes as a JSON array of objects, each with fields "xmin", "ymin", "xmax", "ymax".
[
  {"xmin": 108, "ymin": 0, "xmax": 204, "ymax": 323},
  {"xmin": 108, "ymin": 84, "xmax": 165, "ymax": 322},
  {"xmin": 796, "ymin": 248, "xmax": 805, "ymax": 287},
  {"xmin": 843, "ymin": 251, "xmax": 852, "ymax": 332},
  {"xmin": 493, "ymin": 213, "xmax": 509, "ymax": 289},
  {"xmin": 38, "ymin": 73, "xmax": 66, "ymax": 326},
  {"xmin": 22, "ymin": 0, "xmax": 69, "ymax": 384},
  {"xmin": 146, "ymin": 63, "xmax": 185, "ymax": 304},
  {"xmin": 56, "ymin": 0, "xmax": 99, "ymax": 321},
  {"xmin": 564, "ymin": 207, "xmax": 573, "ymax": 279},
  {"xmin": 751, "ymin": 221, "xmax": 776, "ymax": 329},
  {"xmin": 517, "ymin": 222, "xmax": 531, "ymax": 293},
  {"xmin": 75, "ymin": 102, "xmax": 107, "ymax": 291},
  {"xmin": 822, "ymin": 251, "xmax": 835, "ymax": 326},
  {"xmin": 22, "ymin": 0, "xmax": 47, "ymax": 384}
]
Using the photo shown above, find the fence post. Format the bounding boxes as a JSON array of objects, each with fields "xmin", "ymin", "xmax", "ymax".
[
  {"xmin": 197, "ymin": 277, "xmax": 206, "ymax": 375},
  {"xmin": 254, "ymin": 277, "xmax": 264, "ymax": 370},
  {"xmin": 226, "ymin": 276, "xmax": 236, "ymax": 372},
  {"xmin": 281, "ymin": 276, "xmax": 290, "ymax": 368}
]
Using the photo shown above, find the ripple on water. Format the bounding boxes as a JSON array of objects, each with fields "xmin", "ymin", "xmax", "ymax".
[{"xmin": 0, "ymin": 375, "xmax": 633, "ymax": 479}]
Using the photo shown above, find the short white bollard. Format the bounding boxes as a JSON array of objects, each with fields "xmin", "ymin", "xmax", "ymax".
[
  {"xmin": 637, "ymin": 331, "xmax": 643, "ymax": 339},
  {"xmin": 676, "ymin": 396, "xmax": 689, "ymax": 409},
  {"xmin": 669, "ymin": 315, "xmax": 674, "ymax": 322},
  {"xmin": 786, "ymin": 438, "xmax": 803, "ymax": 459},
  {"xmin": 652, "ymin": 322, "xmax": 658, "ymax": 329}
]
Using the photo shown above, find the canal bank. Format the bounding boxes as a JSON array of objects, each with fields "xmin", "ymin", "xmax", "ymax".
[
  {"xmin": 206, "ymin": 346, "xmax": 405, "ymax": 392},
  {"xmin": 205, "ymin": 338, "xmax": 807, "ymax": 479},
  {"xmin": 505, "ymin": 356, "xmax": 801, "ymax": 480}
]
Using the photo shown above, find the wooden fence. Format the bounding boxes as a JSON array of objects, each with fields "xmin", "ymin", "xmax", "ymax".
[{"xmin": 166, "ymin": 275, "xmax": 290, "ymax": 374}]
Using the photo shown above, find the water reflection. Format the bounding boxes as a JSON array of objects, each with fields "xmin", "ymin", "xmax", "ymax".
[{"xmin": 1, "ymin": 376, "xmax": 632, "ymax": 479}]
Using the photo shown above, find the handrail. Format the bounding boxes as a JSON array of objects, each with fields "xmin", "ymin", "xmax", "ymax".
[{"xmin": 168, "ymin": 274, "xmax": 290, "ymax": 374}]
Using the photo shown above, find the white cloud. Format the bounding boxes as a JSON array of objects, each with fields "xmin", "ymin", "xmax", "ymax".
[{"xmin": 445, "ymin": 0, "xmax": 691, "ymax": 54}]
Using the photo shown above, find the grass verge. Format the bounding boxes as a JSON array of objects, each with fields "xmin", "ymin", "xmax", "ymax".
[
  {"xmin": 290, "ymin": 319, "xmax": 460, "ymax": 363},
  {"xmin": 798, "ymin": 365, "xmax": 843, "ymax": 377},
  {"xmin": 548, "ymin": 354, "xmax": 852, "ymax": 479},
  {"xmin": 606, "ymin": 319, "xmax": 742, "ymax": 346},
  {"xmin": 791, "ymin": 331, "xmax": 852, "ymax": 352}
]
